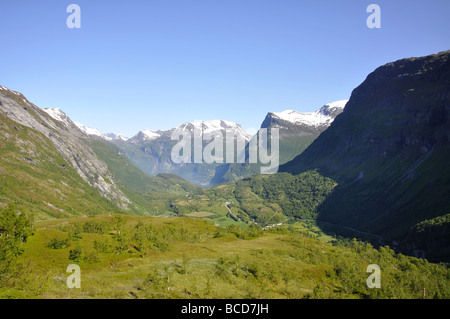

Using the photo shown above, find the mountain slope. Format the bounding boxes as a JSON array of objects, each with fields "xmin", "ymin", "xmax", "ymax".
[
  {"xmin": 86, "ymin": 138, "xmax": 205, "ymax": 215},
  {"xmin": 280, "ymin": 50, "xmax": 450, "ymax": 261},
  {"xmin": 0, "ymin": 109, "xmax": 124, "ymax": 219},
  {"xmin": 0, "ymin": 87, "xmax": 133, "ymax": 210},
  {"xmin": 0, "ymin": 85, "xmax": 203, "ymax": 219}
]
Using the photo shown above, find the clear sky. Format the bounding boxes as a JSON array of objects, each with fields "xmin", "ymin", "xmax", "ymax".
[{"xmin": 1, "ymin": 0, "xmax": 449, "ymax": 137}]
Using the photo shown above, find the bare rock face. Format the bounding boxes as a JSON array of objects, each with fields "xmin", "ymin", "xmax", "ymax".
[{"xmin": 0, "ymin": 85, "xmax": 132, "ymax": 209}]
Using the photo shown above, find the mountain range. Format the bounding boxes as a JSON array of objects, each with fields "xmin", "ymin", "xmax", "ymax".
[{"xmin": 70, "ymin": 100, "xmax": 346, "ymax": 186}]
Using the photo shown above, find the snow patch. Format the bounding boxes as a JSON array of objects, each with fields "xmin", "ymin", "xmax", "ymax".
[
  {"xmin": 323, "ymin": 100, "xmax": 348, "ymax": 109},
  {"xmin": 43, "ymin": 108, "xmax": 72, "ymax": 127},
  {"xmin": 272, "ymin": 100, "xmax": 348, "ymax": 127},
  {"xmin": 271, "ymin": 110, "xmax": 332, "ymax": 127},
  {"xmin": 177, "ymin": 120, "xmax": 252, "ymax": 141},
  {"xmin": 75, "ymin": 123, "xmax": 130, "ymax": 141},
  {"xmin": 74, "ymin": 122, "xmax": 103, "ymax": 137},
  {"xmin": 141, "ymin": 130, "xmax": 161, "ymax": 141},
  {"xmin": 103, "ymin": 133, "xmax": 129, "ymax": 141}
]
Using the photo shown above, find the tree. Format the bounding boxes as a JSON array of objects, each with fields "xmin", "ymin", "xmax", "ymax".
[
  {"xmin": 0, "ymin": 204, "xmax": 34, "ymax": 261},
  {"xmin": 0, "ymin": 204, "xmax": 34, "ymax": 281}
]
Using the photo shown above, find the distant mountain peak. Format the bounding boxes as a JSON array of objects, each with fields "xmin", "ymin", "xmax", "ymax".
[
  {"xmin": 263, "ymin": 100, "xmax": 347, "ymax": 131},
  {"xmin": 176, "ymin": 119, "xmax": 252, "ymax": 140},
  {"xmin": 323, "ymin": 99, "xmax": 348, "ymax": 109},
  {"xmin": 73, "ymin": 121, "xmax": 129, "ymax": 141},
  {"xmin": 128, "ymin": 119, "xmax": 252, "ymax": 144},
  {"xmin": 140, "ymin": 129, "xmax": 161, "ymax": 140},
  {"xmin": 43, "ymin": 107, "xmax": 74, "ymax": 127},
  {"xmin": 74, "ymin": 122, "xmax": 103, "ymax": 137},
  {"xmin": 128, "ymin": 129, "xmax": 163, "ymax": 143},
  {"xmin": 270, "ymin": 109, "xmax": 331, "ymax": 127},
  {"xmin": 317, "ymin": 100, "xmax": 349, "ymax": 117},
  {"xmin": 103, "ymin": 132, "xmax": 129, "ymax": 141}
]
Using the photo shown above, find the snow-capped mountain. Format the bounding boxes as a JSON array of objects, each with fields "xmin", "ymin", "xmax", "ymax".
[
  {"xmin": 72, "ymin": 121, "xmax": 129, "ymax": 141},
  {"xmin": 103, "ymin": 132, "xmax": 129, "ymax": 142},
  {"xmin": 129, "ymin": 119, "xmax": 252, "ymax": 145},
  {"xmin": 43, "ymin": 107, "xmax": 76, "ymax": 128},
  {"xmin": 140, "ymin": 130, "xmax": 161, "ymax": 140},
  {"xmin": 222, "ymin": 100, "xmax": 349, "ymax": 182},
  {"xmin": 175, "ymin": 119, "xmax": 252, "ymax": 140},
  {"xmin": 317, "ymin": 100, "xmax": 348, "ymax": 117},
  {"xmin": 129, "ymin": 129, "xmax": 164, "ymax": 143},
  {"xmin": 265, "ymin": 100, "xmax": 348, "ymax": 131},
  {"xmin": 43, "ymin": 108, "xmax": 128, "ymax": 141},
  {"xmin": 109, "ymin": 119, "xmax": 253, "ymax": 186},
  {"xmin": 74, "ymin": 122, "xmax": 103, "ymax": 137}
]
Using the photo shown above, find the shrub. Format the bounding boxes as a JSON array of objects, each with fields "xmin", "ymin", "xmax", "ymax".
[
  {"xmin": 93, "ymin": 238, "xmax": 112, "ymax": 253},
  {"xmin": 46, "ymin": 238, "xmax": 70, "ymax": 249},
  {"xmin": 69, "ymin": 245, "xmax": 82, "ymax": 262}
]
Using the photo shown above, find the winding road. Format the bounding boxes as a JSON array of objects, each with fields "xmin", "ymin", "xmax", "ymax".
[{"xmin": 224, "ymin": 202, "xmax": 240, "ymax": 221}]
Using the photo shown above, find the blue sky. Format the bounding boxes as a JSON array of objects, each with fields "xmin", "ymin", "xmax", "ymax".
[{"xmin": 1, "ymin": 0, "xmax": 449, "ymax": 137}]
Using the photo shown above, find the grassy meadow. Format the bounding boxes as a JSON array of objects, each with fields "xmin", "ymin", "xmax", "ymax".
[{"xmin": 1, "ymin": 211, "xmax": 448, "ymax": 299}]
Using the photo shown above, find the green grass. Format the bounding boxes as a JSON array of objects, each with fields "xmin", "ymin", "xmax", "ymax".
[
  {"xmin": 1, "ymin": 213, "xmax": 449, "ymax": 299},
  {"xmin": 185, "ymin": 211, "xmax": 216, "ymax": 218},
  {"xmin": 283, "ymin": 221, "xmax": 335, "ymax": 243}
]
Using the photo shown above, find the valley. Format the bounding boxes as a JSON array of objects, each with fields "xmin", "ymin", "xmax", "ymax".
[{"xmin": 1, "ymin": 50, "xmax": 450, "ymax": 299}]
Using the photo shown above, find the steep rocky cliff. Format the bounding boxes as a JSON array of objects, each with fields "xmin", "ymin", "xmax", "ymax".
[{"xmin": 280, "ymin": 50, "xmax": 450, "ymax": 260}]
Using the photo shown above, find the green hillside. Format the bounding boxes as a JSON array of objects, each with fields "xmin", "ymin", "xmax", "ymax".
[
  {"xmin": 86, "ymin": 138, "xmax": 207, "ymax": 216},
  {"xmin": 1, "ymin": 210, "xmax": 448, "ymax": 299},
  {"xmin": 0, "ymin": 113, "xmax": 123, "ymax": 220}
]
